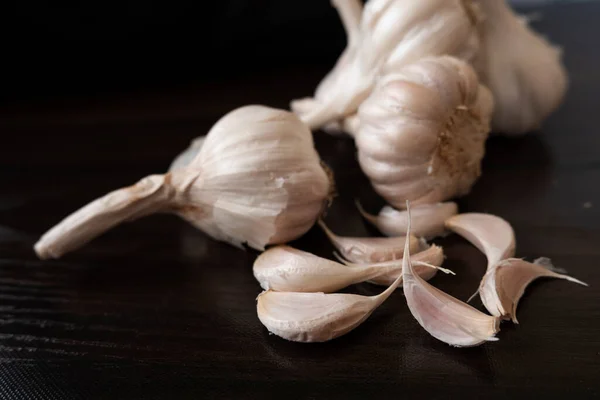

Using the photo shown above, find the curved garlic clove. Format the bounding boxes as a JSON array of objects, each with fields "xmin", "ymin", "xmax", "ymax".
[
  {"xmin": 169, "ymin": 136, "xmax": 206, "ymax": 171},
  {"xmin": 293, "ymin": 0, "xmax": 481, "ymax": 130},
  {"xmin": 480, "ymin": 258, "xmax": 588, "ymax": 323},
  {"xmin": 474, "ymin": 0, "xmax": 568, "ymax": 134},
  {"xmin": 402, "ymin": 201, "xmax": 500, "ymax": 347},
  {"xmin": 318, "ymin": 220, "xmax": 419, "ymax": 264},
  {"xmin": 253, "ymin": 245, "xmax": 397, "ymax": 293},
  {"xmin": 357, "ymin": 201, "xmax": 458, "ymax": 239},
  {"xmin": 34, "ymin": 106, "xmax": 332, "ymax": 259},
  {"xmin": 256, "ymin": 263, "xmax": 404, "ymax": 343},
  {"xmin": 337, "ymin": 244, "xmax": 448, "ymax": 286},
  {"xmin": 356, "ymin": 56, "xmax": 493, "ymax": 208},
  {"xmin": 444, "ymin": 213, "xmax": 516, "ymax": 271}
]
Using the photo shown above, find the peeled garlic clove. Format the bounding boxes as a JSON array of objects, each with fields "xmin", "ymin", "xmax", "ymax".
[
  {"xmin": 357, "ymin": 201, "xmax": 458, "ymax": 240},
  {"xmin": 34, "ymin": 106, "xmax": 332, "ymax": 259},
  {"xmin": 253, "ymin": 245, "xmax": 397, "ymax": 293},
  {"xmin": 402, "ymin": 201, "xmax": 500, "ymax": 347},
  {"xmin": 293, "ymin": 0, "xmax": 481, "ymax": 130},
  {"xmin": 444, "ymin": 213, "xmax": 516, "ymax": 271},
  {"xmin": 318, "ymin": 220, "xmax": 419, "ymax": 264},
  {"xmin": 256, "ymin": 262, "xmax": 404, "ymax": 343},
  {"xmin": 474, "ymin": 0, "xmax": 568, "ymax": 134},
  {"xmin": 480, "ymin": 258, "xmax": 588, "ymax": 323},
  {"xmin": 169, "ymin": 136, "xmax": 206, "ymax": 171},
  {"xmin": 338, "ymin": 244, "xmax": 447, "ymax": 286},
  {"xmin": 356, "ymin": 56, "xmax": 493, "ymax": 208}
]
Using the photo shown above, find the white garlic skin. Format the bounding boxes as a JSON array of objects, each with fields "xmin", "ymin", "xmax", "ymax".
[
  {"xmin": 356, "ymin": 56, "xmax": 493, "ymax": 208},
  {"xmin": 292, "ymin": 0, "xmax": 481, "ymax": 130},
  {"xmin": 474, "ymin": 0, "xmax": 568, "ymax": 134}
]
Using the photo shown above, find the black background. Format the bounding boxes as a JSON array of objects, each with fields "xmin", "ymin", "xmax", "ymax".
[{"xmin": 1, "ymin": 1, "xmax": 599, "ymax": 399}]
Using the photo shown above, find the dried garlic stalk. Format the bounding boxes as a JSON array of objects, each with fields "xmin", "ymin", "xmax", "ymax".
[
  {"xmin": 318, "ymin": 220, "xmax": 419, "ymax": 263},
  {"xmin": 34, "ymin": 106, "xmax": 332, "ymax": 259},
  {"xmin": 337, "ymin": 244, "xmax": 451, "ymax": 286},
  {"xmin": 479, "ymin": 257, "xmax": 587, "ymax": 323},
  {"xmin": 357, "ymin": 201, "xmax": 458, "ymax": 240},
  {"xmin": 291, "ymin": 0, "xmax": 481, "ymax": 130},
  {"xmin": 402, "ymin": 201, "xmax": 500, "ymax": 347},
  {"xmin": 357, "ymin": 56, "xmax": 493, "ymax": 207},
  {"xmin": 473, "ymin": 0, "xmax": 568, "ymax": 134},
  {"xmin": 256, "ymin": 265, "xmax": 404, "ymax": 343}
]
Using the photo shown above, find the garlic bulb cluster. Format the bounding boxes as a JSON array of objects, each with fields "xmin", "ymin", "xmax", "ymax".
[
  {"xmin": 473, "ymin": 0, "xmax": 568, "ymax": 134},
  {"xmin": 356, "ymin": 56, "xmax": 493, "ymax": 208},
  {"xmin": 34, "ymin": 106, "xmax": 332, "ymax": 259},
  {"xmin": 291, "ymin": 0, "xmax": 480, "ymax": 130}
]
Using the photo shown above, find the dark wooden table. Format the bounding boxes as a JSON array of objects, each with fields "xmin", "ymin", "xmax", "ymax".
[{"xmin": 1, "ymin": 3, "xmax": 599, "ymax": 399}]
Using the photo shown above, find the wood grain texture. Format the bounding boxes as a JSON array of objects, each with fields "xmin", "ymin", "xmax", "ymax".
[{"xmin": 0, "ymin": 3, "xmax": 599, "ymax": 399}]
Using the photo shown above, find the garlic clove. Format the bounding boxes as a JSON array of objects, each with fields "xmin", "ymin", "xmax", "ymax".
[
  {"xmin": 256, "ymin": 259, "xmax": 405, "ymax": 343},
  {"xmin": 444, "ymin": 213, "xmax": 516, "ymax": 271},
  {"xmin": 336, "ymin": 244, "xmax": 448, "ymax": 286},
  {"xmin": 402, "ymin": 201, "xmax": 500, "ymax": 347},
  {"xmin": 356, "ymin": 56, "xmax": 493, "ymax": 208},
  {"xmin": 474, "ymin": 0, "xmax": 568, "ymax": 134},
  {"xmin": 479, "ymin": 257, "xmax": 588, "ymax": 323},
  {"xmin": 34, "ymin": 106, "xmax": 332, "ymax": 259},
  {"xmin": 169, "ymin": 136, "xmax": 206, "ymax": 171},
  {"xmin": 253, "ymin": 245, "xmax": 397, "ymax": 293},
  {"xmin": 357, "ymin": 201, "xmax": 458, "ymax": 239},
  {"xmin": 318, "ymin": 220, "xmax": 420, "ymax": 263}
]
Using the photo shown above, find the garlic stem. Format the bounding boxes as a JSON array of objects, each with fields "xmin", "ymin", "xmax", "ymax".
[{"xmin": 34, "ymin": 174, "xmax": 177, "ymax": 260}]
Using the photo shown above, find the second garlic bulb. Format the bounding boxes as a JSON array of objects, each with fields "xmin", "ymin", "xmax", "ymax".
[{"xmin": 356, "ymin": 56, "xmax": 493, "ymax": 208}]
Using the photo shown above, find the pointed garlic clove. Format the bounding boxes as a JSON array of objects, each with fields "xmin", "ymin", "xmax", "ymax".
[
  {"xmin": 337, "ymin": 244, "xmax": 448, "ymax": 286},
  {"xmin": 445, "ymin": 213, "xmax": 516, "ymax": 271},
  {"xmin": 318, "ymin": 220, "xmax": 419, "ymax": 264},
  {"xmin": 357, "ymin": 201, "xmax": 458, "ymax": 240},
  {"xmin": 480, "ymin": 257, "xmax": 588, "ymax": 323},
  {"xmin": 402, "ymin": 201, "xmax": 500, "ymax": 347},
  {"xmin": 256, "ymin": 262, "xmax": 404, "ymax": 343},
  {"xmin": 253, "ymin": 245, "xmax": 397, "ymax": 293}
]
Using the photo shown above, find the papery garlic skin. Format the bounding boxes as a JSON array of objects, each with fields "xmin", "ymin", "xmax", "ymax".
[
  {"xmin": 253, "ymin": 245, "xmax": 397, "ymax": 293},
  {"xmin": 358, "ymin": 202, "xmax": 458, "ymax": 239},
  {"xmin": 474, "ymin": 0, "xmax": 568, "ymax": 134},
  {"xmin": 402, "ymin": 202, "xmax": 500, "ymax": 347},
  {"xmin": 479, "ymin": 258, "xmax": 587, "ymax": 323},
  {"xmin": 34, "ymin": 106, "xmax": 332, "ymax": 259},
  {"xmin": 357, "ymin": 56, "xmax": 493, "ymax": 208},
  {"xmin": 292, "ymin": 0, "xmax": 481, "ymax": 130}
]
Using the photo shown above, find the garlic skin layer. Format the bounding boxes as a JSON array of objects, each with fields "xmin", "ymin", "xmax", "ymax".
[
  {"xmin": 358, "ymin": 202, "xmax": 458, "ymax": 240},
  {"xmin": 34, "ymin": 106, "xmax": 331, "ymax": 259},
  {"xmin": 401, "ymin": 202, "xmax": 500, "ymax": 347},
  {"xmin": 291, "ymin": 0, "xmax": 480, "ymax": 130},
  {"xmin": 474, "ymin": 0, "xmax": 568, "ymax": 134},
  {"xmin": 357, "ymin": 56, "xmax": 493, "ymax": 208},
  {"xmin": 479, "ymin": 258, "xmax": 588, "ymax": 323}
]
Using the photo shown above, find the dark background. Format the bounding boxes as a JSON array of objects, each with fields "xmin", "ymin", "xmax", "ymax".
[{"xmin": 0, "ymin": 1, "xmax": 599, "ymax": 399}]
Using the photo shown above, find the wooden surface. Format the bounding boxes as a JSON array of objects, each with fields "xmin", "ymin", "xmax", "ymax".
[{"xmin": 1, "ymin": 3, "xmax": 599, "ymax": 399}]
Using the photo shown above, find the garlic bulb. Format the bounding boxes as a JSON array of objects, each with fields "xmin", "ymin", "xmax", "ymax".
[
  {"xmin": 337, "ymin": 244, "xmax": 452, "ymax": 286},
  {"xmin": 401, "ymin": 202, "xmax": 500, "ymax": 347},
  {"xmin": 357, "ymin": 56, "xmax": 493, "ymax": 208},
  {"xmin": 291, "ymin": 0, "xmax": 481, "ymax": 130},
  {"xmin": 169, "ymin": 136, "xmax": 206, "ymax": 171},
  {"xmin": 34, "ymin": 106, "xmax": 332, "ymax": 259},
  {"xmin": 358, "ymin": 201, "xmax": 458, "ymax": 239},
  {"xmin": 256, "ymin": 264, "xmax": 404, "ymax": 343},
  {"xmin": 479, "ymin": 257, "xmax": 587, "ymax": 323},
  {"xmin": 318, "ymin": 220, "xmax": 420, "ymax": 263},
  {"xmin": 473, "ymin": 0, "xmax": 568, "ymax": 134}
]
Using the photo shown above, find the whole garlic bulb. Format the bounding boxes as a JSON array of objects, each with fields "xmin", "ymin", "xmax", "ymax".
[
  {"xmin": 34, "ymin": 106, "xmax": 332, "ymax": 259},
  {"xmin": 291, "ymin": 0, "xmax": 480, "ymax": 131},
  {"xmin": 474, "ymin": 0, "xmax": 568, "ymax": 134},
  {"xmin": 356, "ymin": 56, "xmax": 493, "ymax": 208}
]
